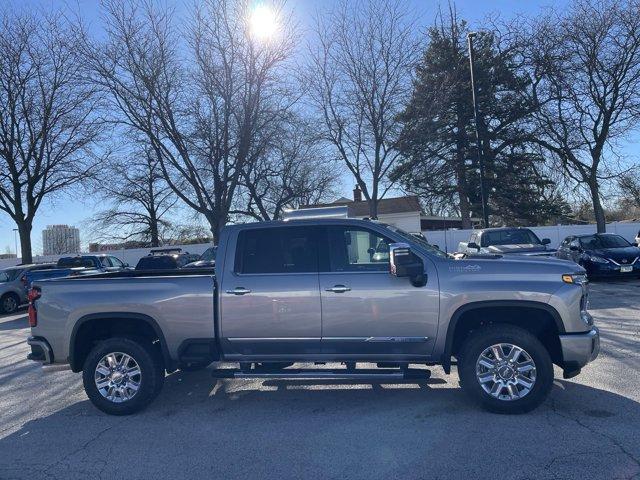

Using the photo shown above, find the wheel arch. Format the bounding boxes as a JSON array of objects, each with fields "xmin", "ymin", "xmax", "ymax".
[
  {"xmin": 441, "ymin": 300, "xmax": 565, "ymax": 374},
  {"xmin": 69, "ymin": 312, "xmax": 174, "ymax": 373}
]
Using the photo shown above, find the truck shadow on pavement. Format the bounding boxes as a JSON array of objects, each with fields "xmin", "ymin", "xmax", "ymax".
[{"xmin": 1, "ymin": 370, "xmax": 639, "ymax": 480}]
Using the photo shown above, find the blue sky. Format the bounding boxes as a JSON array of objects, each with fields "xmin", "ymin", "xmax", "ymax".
[{"xmin": 0, "ymin": 0, "xmax": 592, "ymax": 255}]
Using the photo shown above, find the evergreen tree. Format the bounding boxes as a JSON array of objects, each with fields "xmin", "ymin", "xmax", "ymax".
[{"xmin": 394, "ymin": 10, "xmax": 567, "ymax": 227}]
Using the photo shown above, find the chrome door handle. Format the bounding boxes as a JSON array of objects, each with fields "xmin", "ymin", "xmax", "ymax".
[
  {"xmin": 325, "ymin": 285, "xmax": 351, "ymax": 293},
  {"xmin": 226, "ymin": 287, "xmax": 251, "ymax": 295}
]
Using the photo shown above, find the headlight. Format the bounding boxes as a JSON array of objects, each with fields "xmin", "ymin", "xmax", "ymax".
[
  {"xmin": 562, "ymin": 273, "xmax": 588, "ymax": 285},
  {"xmin": 588, "ymin": 255, "xmax": 608, "ymax": 264}
]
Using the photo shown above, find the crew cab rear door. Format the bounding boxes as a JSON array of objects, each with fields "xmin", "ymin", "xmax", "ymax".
[
  {"xmin": 318, "ymin": 224, "xmax": 439, "ymax": 357},
  {"xmin": 219, "ymin": 225, "xmax": 322, "ymax": 357}
]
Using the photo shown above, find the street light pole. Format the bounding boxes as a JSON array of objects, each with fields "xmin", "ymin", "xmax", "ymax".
[{"xmin": 467, "ymin": 32, "xmax": 489, "ymax": 228}]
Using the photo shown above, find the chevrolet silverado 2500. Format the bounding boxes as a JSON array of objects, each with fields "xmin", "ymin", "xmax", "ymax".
[{"xmin": 26, "ymin": 219, "xmax": 599, "ymax": 415}]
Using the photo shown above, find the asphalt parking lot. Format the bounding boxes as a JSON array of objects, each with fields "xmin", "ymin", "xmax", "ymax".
[{"xmin": 0, "ymin": 281, "xmax": 639, "ymax": 480}]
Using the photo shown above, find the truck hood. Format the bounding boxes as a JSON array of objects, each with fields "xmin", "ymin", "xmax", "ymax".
[
  {"xmin": 449, "ymin": 253, "xmax": 581, "ymax": 275},
  {"xmin": 485, "ymin": 244, "xmax": 553, "ymax": 255},
  {"xmin": 585, "ymin": 246, "xmax": 640, "ymax": 262}
]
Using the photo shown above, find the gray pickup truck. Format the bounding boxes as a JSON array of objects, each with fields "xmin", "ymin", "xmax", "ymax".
[
  {"xmin": 458, "ymin": 227, "xmax": 555, "ymax": 256},
  {"xmin": 26, "ymin": 219, "xmax": 599, "ymax": 415}
]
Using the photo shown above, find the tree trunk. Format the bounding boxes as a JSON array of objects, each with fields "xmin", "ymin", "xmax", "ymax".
[
  {"xmin": 17, "ymin": 220, "xmax": 33, "ymax": 264},
  {"xmin": 368, "ymin": 198, "xmax": 378, "ymax": 220},
  {"xmin": 589, "ymin": 180, "xmax": 606, "ymax": 233},
  {"xmin": 150, "ymin": 220, "xmax": 160, "ymax": 247}
]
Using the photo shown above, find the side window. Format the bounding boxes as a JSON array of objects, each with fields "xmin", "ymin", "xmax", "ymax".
[
  {"xmin": 327, "ymin": 226, "xmax": 392, "ymax": 272},
  {"xmin": 235, "ymin": 227, "xmax": 318, "ymax": 274},
  {"xmin": 110, "ymin": 256, "xmax": 124, "ymax": 268},
  {"xmin": 100, "ymin": 257, "xmax": 113, "ymax": 268}
]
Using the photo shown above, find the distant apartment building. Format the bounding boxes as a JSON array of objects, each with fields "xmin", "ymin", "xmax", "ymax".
[{"xmin": 42, "ymin": 225, "xmax": 81, "ymax": 255}]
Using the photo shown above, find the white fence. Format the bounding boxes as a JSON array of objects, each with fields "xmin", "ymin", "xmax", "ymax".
[
  {"xmin": 0, "ymin": 242, "xmax": 214, "ymax": 269},
  {"xmin": 423, "ymin": 222, "xmax": 640, "ymax": 253}
]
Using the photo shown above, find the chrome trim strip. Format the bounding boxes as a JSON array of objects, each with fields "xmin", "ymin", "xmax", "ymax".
[
  {"xmin": 323, "ymin": 336, "xmax": 429, "ymax": 343},
  {"xmin": 227, "ymin": 337, "xmax": 318, "ymax": 342}
]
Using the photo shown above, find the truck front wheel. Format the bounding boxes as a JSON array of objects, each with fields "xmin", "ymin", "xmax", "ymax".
[
  {"xmin": 458, "ymin": 325, "xmax": 554, "ymax": 414},
  {"xmin": 82, "ymin": 337, "xmax": 165, "ymax": 415}
]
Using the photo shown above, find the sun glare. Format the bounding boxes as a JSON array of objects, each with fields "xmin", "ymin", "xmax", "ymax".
[{"xmin": 249, "ymin": 4, "xmax": 279, "ymax": 40}]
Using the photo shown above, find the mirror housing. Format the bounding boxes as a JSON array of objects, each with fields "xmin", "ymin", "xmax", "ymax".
[
  {"xmin": 541, "ymin": 238, "xmax": 551, "ymax": 245},
  {"xmin": 389, "ymin": 243, "xmax": 426, "ymax": 287},
  {"xmin": 467, "ymin": 241, "xmax": 480, "ymax": 251}
]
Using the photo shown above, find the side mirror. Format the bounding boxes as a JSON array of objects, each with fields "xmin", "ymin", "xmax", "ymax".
[
  {"xmin": 389, "ymin": 243, "xmax": 426, "ymax": 287},
  {"xmin": 542, "ymin": 238, "xmax": 551, "ymax": 245},
  {"xmin": 467, "ymin": 242, "xmax": 480, "ymax": 251}
]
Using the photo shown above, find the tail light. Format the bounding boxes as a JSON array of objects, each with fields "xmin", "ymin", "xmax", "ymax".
[{"xmin": 28, "ymin": 287, "xmax": 41, "ymax": 327}]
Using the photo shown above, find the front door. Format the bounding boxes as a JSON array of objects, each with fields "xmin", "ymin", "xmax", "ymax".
[
  {"xmin": 318, "ymin": 225, "xmax": 440, "ymax": 358},
  {"xmin": 219, "ymin": 226, "xmax": 322, "ymax": 359}
]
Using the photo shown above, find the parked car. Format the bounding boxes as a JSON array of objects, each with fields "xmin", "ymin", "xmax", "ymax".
[
  {"xmin": 135, "ymin": 249, "xmax": 201, "ymax": 270},
  {"xmin": 183, "ymin": 246, "xmax": 217, "ymax": 269},
  {"xmin": 27, "ymin": 218, "xmax": 598, "ymax": 415},
  {"xmin": 0, "ymin": 263, "xmax": 56, "ymax": 314},
  {"xmin": 556, "ymin": 233, "xmax": 640, "ymax": 279},
  {"xmin": 458, "ymin": 227, "xmax": 554, "ymax": 256},
  {"xmin": 24, "ymin": 255, "xmax": 129, "ymax": 289},
  {"xmin": 635, "ymin": 229, "xmax": 640, "ymax": 246}
]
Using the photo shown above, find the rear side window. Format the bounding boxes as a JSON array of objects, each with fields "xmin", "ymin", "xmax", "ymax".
[
  {"xmin": 0, "ymin": 269, "xmax": 21, "ymax": 282},
  {"xmin": 235, "ymin": 227, "xmax": 318, "ymax": 274}
]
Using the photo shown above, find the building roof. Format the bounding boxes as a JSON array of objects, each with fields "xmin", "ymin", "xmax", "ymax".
[{"xmin": 303, "ymin": 195, "xmax": 422, "ymax": 217}]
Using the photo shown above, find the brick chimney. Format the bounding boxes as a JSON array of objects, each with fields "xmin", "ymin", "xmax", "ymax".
[{"xmin": 353, "ymin": 185, "xmax": 362, "ymax": 202}]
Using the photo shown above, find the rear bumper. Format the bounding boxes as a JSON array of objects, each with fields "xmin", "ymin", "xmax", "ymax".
[
  {"xmin": 559, "ymin": 327, "xmax": 600, "ymax": 372},
  {"xmin": 27, "ymin": 336, "xmax": 53, "ymax": 364}
]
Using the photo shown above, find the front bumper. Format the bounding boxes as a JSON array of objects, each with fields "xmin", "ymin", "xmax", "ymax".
[
  {"xmin": 559, "ymin": 327, "xmax": 600, "ymax": 372},
  {"xmin": 27, "ymin": 336, "xmax": 53, "ymax": 364}
]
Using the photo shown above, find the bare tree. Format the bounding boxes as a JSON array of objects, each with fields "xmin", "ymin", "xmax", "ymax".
[
  {"xmin": 238, "ymin": 116, "xmax": 338, "ymax": 220},
  {"xmin": 90, "ymin": 145, "xmax": 177, "ymax": 247},
  {"xmin": 0, "ymin": 10, "xmax": 101, "ymax": 262},
  {"xmin": 83, "ymin": 0, "xmax": 296, "ymax": 242},
  {"xmin": 618, "ymin": 170, "xmax": 640, "ymax": 209},
  {"xmin": 306, "ymin": 0, "xmax": 422, "ymax": 218},
  {"xmin": 526, "ymin": 0, "xmax": 640, "ymax": 232}
]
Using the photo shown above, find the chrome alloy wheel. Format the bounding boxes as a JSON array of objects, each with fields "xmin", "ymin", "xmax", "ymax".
[
  {"xmin": 475, "ymin": 343, "xmax": 537, "ymax": 401},
  {"xmin": 94, "ymin": 352, "xmax": 142, "ymax": 403}
]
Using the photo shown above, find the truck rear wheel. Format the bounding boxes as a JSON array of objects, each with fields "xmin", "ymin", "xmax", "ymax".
[
  {"xmin": 82, "ymin": 337, "xmax": 164, "ymax": 415},
  {"xmin": 458, "ymin": 325, "xmax": 554, "ymax": 414}
]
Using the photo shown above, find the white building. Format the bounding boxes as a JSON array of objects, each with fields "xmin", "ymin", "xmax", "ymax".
[{"xmin": 42, "ymin": 225, "xmax": 81, "ymax": 256}]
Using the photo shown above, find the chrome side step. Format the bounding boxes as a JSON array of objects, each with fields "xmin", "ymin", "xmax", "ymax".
[{"xmin": 211, "ymin": 368, "xmax": 431, "ymax": 381}]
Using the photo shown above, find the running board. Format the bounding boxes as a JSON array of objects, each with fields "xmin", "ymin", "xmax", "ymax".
[{"xmin": 211, "ymin": 368, "xmax": 431, "ymax": 381}]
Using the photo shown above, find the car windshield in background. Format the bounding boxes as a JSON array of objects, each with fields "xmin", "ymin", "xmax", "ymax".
[
  {"xmin": 482, "ymin": 229, "xmax": 541, "ymax": 247},
  {"xmin": 580, "ymin": 235, "xmax": 631, "ymax": 249},
  {"xmin": 200, "ymin": 247, "xmax": 217, "ymax": 262},
  {"xmin": 57, "ymin": 258, "xmax": 95, "ymax": 268},
  {"xmin": 136, "ymin": 256, "xmax": 177, "ymax": 270},
  {"xmin": 385, "ymin": 226, "xmax": 448, "ymax": 258}
]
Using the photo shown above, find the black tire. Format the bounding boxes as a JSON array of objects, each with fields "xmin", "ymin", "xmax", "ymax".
[
  {"xmin": 82, "ymin": 337, "xmax": 165, "ymax": 415},
  {"xmin": 458, "ymin": 325, "xmax": 554, "ymax": 414},
  {"xmin": 0, "ymin": 293, "xmax": 20, "ymax": 314}
]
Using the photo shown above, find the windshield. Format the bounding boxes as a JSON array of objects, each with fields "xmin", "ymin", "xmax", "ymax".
[
  {"xmin": 200, "ymin": 247, "xmax": 217, "ymax": 262},
  {"xmin": 580, "ymin": 234, "xmax": 631, "ymax": 249},
  {"xmin": 481, "ymin": 229, "xmax": 541, "ymax": 247},
  {"xmin": 57, "ymin": 257, "xmax": 96, "ymax": 268},
  {"xmin": 385, "ymin": 226, "xmax": 448, "ymax": 258}
]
